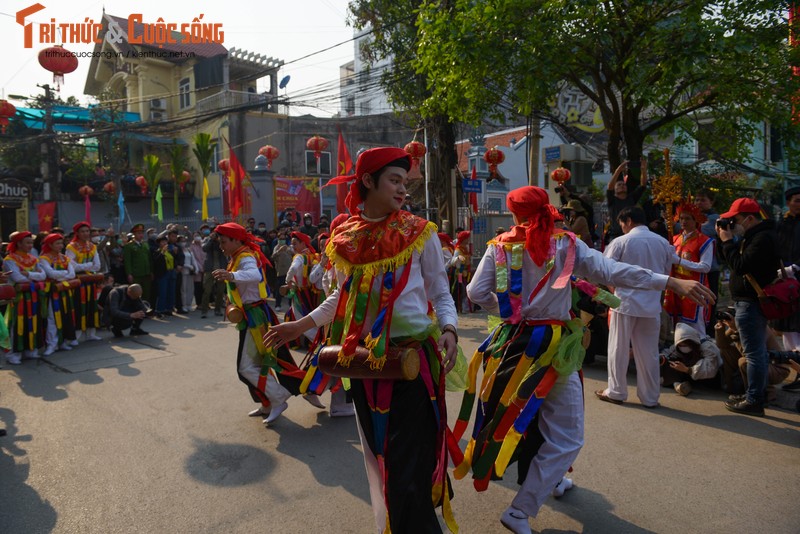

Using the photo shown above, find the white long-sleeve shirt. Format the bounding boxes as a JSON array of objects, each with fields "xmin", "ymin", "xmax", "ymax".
[
  {"xmin": 673, "ymin": 232, "xmax": 715, "ymax": 274},
  {"xmin": 230, "ymin": 255, "xmax": 265, "ymax": 304},
  {"xmin": 3, "ymin": 255, "xmax": 46, "ymax": 283},
  {"xmin": 39, "ymin": 255, "xmax": 76, "ymax": 281},
  {"xmin": 467, "ymin": 233, "xmax": 670, "ymax": 322},
  {"xmin": 308, "ymin": 232, "xmax": 458, "ymax": 337},
  {"xmin": 602, "ymin": 225, "xmax": 676, "ymax": 317}
]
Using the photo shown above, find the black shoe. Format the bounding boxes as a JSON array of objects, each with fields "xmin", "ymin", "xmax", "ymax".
[
  {"xmin": 130, "ymin": 328, "xmax": 149, "ymax": 336},
  {"xmin": 728, "ymin": 393, "xmax": 746, "ymax": 402},
  {"xmin": 783, "ymin": 379, "xmax": 800, "ymax": 392},
  {"xmin": 145, "ymin": 310, "xmax": 155, "ymax": 317},
  {"xmin": 163, "ymin": 311, "xmax": 173, "ymax": 317},
  {"xmin": 201, "ymin": 313, "xmax": 207, "ymax": 318},
  {"xmin": 724, "ymin": 399, "xmax": 765, "ymax": 417},
  {"xmin": 111, "ymin": 327, "xmax": 124, "ymax": 338}
]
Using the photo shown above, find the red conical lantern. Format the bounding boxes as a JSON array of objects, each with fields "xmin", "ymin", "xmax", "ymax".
[
  {"xmin": 258, "ymin": 145, "xmax": 280, "ymax": 169},
  {"xmin": 38, "ymin": 45, "xmax": 79, "ymax": 90},
  {"xmin": 135, "ymin": 175, "xmax": 148, "ymax": 195},
  {"xmin": 306, "ymin": 135, "xmax": 329, "ymax": 160},
  {"xmin": 178, "ymin": 170, "xmax": 191, "ymax": 192},
  {"xmin": 483, "ymin": 146, "xmax": 506, "ymax": 179},
  {"xmin": 0, "ymin": 100, "xmax": 17, "ymax": 134},
  {"xmin": 79, "ymin": 185, "xmax": 94, "ymax": 197},
  {"xmin": 103, "ymin": 181, "xmax": 115, "ymax": 194},
  {"xmin": 550, "ymin": 167, "xmax": 571, "ymax": 184},
  {"xmin": 218, "ymin": 159, "xmax": 230, "ymax": 173},
  {"xmin": 404, "ymin": 140, "xmax": 426, "ymax": 179}
]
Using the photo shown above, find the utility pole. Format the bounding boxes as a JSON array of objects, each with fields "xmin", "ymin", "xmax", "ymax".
[
  {"xmin": 528, "ymin": 116, "xmax": 540, "ymax": 186},
  {"xmin": 38, "ymin": 83, "xmax": 58, "ymax": 201}
]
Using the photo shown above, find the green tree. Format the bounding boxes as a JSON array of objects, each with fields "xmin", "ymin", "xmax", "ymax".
[
  {"xmin": 142, "ymin": 154, "xmax": 162, "ymax": 215},
  {"xmin": 192, "ymin": 133, "xmax": 215, "ymax": 181},
  {"xmin": 348, "ymin": 0, "xmax": 459, "ymax": 223},
  {"xmin": 168, "ymin": 142, "xmax": 187, "ymax": 216},
  {"xmin": 416, "ymin": 0, "xmax": 796, "ymax": 174}
]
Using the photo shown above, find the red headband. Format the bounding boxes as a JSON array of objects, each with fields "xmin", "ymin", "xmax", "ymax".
[
  {"xmin": 8, "ymin": 231, "xmax": 32, "ymax": 254},
  {"xmin": 507, "ymin": 186, "xmax": 554, "ymax": 266},
  {"xmin": 326, "ymin": 147, "xmax": 411, "ymax": 215},
  {"xmin": 675, "ymin": 200, "xmax": 707, "ymax": 224},
  {"xmin": 41, "ymin": 232, "xmax": 64, "ymax": 254},
  {"xmin": 291, "ymin": 231, "xmax": 316, "ymax": 253},
  {"xmin": 72, "ymin": 221, "xmax": 91, "ymax": 240},
  {"xmin": 215, "ymin": 223, "xmax": 273, "ymax": 270},
  {"xmin": 438, "ymin": 232, "xmax": 453, "ymax": 248},
  {"xmin": 457, "ymin": 230, "xmax": 471, "ymax": 243}
]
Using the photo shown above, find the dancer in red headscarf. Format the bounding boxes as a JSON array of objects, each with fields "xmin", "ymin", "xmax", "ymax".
[
  {"xmin": 66, "ymin": 221, "xmax": 103, "ymax": 343},
  {"xmin": 39, "ymin": 233, "xmax": 78, "ymax": 355},
  {"xmin": 264, "ymin": 147, "xmax": 460, "ymax": 533},
  {"xmin": 664, "ymin": 200, "xmax": 714, "ymax": 335},
  {"xmin": 447, "ymin": 230, "xmax": 473, "ymax": 313},
  {"xmin": 3, "ymin": 231, "xmax": 47, "ymax": 363},
  {"xmin": 461, "ymin": 186, "xmax": 715, "ymax": 534},
  {"xmin": 210, "ymin": 223, "xmax": 305, "ymax": 426}
]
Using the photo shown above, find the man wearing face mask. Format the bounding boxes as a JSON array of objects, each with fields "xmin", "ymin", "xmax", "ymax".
[
  {"xmin": 659, "ymin": 322, "xmax": 721, "ymax": 397},
  {"xmin": 718, "ymin": 197, "xmax": 780, "ymax": 416}
]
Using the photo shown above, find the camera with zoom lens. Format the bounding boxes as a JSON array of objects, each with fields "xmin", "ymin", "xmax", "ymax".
[{"xmin": 716, "ymin": 218, "xmax": 735, "ymax": 230}]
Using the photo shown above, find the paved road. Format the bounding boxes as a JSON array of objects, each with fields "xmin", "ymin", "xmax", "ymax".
[{"xmin": 1, "ymin": 310, "xmax": 798, "ymax": 533}]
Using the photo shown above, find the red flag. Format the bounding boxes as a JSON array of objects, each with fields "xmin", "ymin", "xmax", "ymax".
[
  {"xmin": 37, "ymin": 201, "xmax": 56, "ymax": 231},
  {"xmin": 224, "ymin": 137, "xmax": 247, "ymax": 217},
  {"xmin": 469, "ymin": 165, "xmax": 479, "ymax": 214},
  {"xmin": 336, "ymin": 129, "xmax": 353, "ymax": 214}
]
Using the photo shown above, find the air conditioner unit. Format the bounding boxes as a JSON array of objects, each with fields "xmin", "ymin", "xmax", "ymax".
[
  {"xmin": 150, "ymin": 98, "xmax": 165, "ymax": 110},
  {"xmin": 150, "ymin": 110, "xmax": 167, "ymax": 122}
]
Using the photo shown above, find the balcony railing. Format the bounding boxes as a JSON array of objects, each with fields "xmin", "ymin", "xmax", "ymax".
[{"xmin": 195, "ymin": 89, "xmax": 276, "ymax": 115}]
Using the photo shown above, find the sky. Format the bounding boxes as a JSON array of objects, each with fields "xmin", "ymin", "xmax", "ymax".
[{"xmin": 0, "ymin": 0, "xmax": 356, "ymax": 116}]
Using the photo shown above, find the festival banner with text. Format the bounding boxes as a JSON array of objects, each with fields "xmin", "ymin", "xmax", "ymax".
[{"xmin": 273, "ymin": 177, "xmax": 320, "ymax": 224}]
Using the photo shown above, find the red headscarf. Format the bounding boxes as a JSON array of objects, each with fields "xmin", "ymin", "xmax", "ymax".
[
  {"xmin": 326, "ymin": 147, "xmax": 412, "ymax": 215},
  {"xmin": 438, "ymin": 232, "xmax": 454, "ymax": 249},
  {"xmin": 215, "ymin": 222, "xmax": 272, "ymax": 269},
  {"xmin": 290, "ymin": 231, "xmax": 316, "ymax": 253},
  {"xmin": 506, "ymin": 186, "xmax": 554, "ymax": 266},
  {"xmin": 72, "ymin": 221, "xmax": 91, "ymax": 241},
  {"xmin": 675, "ymin": 200, "xmax": 707, "ymax": 224},
  {"xmin": 547, "ymin": 204, "xmax": 564, "ymax": 222},
  {"xmin": 41, "ymin": 233, "xmax": 64, "ymax": 255},
  {"xmin": 456, "ymin": 230, "xmax": 471, "ymax": 243},
  {"xmin": 8, "ymin": 231, "xmax": 32, "ymax": 254}
]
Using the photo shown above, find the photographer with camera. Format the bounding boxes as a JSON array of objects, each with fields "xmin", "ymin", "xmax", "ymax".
[
  {"xmin": 200, "ymin": 224, "xmax": 226, "ymax": 318},
  {"xmin": 659, "ymin": 322, "xmax": 721, "ymax": 396},
  {"xmin": 718, "ymin": 198, "xmax": 780, "ymax": 416}
]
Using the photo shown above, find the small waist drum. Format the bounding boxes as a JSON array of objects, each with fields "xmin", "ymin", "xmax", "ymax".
[{"xmin": 318, "ymin": 344, "xmax": 420, "ymax": 381}]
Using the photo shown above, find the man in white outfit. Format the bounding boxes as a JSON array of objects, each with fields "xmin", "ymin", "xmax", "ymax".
[{"xmin": 598, "ymin": 205, "xmax": 678, "ymax": 408}]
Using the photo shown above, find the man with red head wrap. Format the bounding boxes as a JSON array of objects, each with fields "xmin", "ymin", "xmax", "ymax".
[
  {"xmin": 264, "ymin": 146, "xmax": 459, "ymax": 533},
  {"xmin": 210, "ymin": 223, "xmax": 303, "ymax": 426},
  {"xmin": 3, "ymin": 231, "xmax": 46, "ymax": 363},
  {"xmin": 463, "ymin": 186, "xmax": 714, "ymax": 534},
  {"xmin": 664, "ymin": 200, "xmax": 714, "ymax": 335},
  {"xmin": 66, "ymin": 221, "xmax": 103, "ymax": 343}
]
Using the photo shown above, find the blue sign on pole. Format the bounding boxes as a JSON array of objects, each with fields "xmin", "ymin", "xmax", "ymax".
[
  {"xmin": 462, "ymin": 178, "xmax": 483, "ymax": 193},
  {"xmin": 544, "ymin": 146, "xmax": 562, "ymax": 162}
]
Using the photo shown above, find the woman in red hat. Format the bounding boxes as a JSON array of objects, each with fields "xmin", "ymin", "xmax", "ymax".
[
  {"xmin": 462, "ymin": 185, "xmax": 714, "ymax": 533},
  {"xmin": 664, "ymin": 200, "xmax": 714, "ymax": 335},
  {"xmin": 66, "ymin": 221, "xmax": 103, "ymax": 344},
  {"xmin": 3, "ymin": 231, "xmax": 47, "ymax": 364},
  {"xmin": 264, "ymin": 147, "xmax": 460, "ymax": 533},
  {"xmin": 210, "ymin": 222, "xmax": 305, "ymax": 426},
  {"xmin": 39, "ymin": 233, "xmax": 78, "ymax": 355},
  {"xmin": 284, "ymin": 230, "xmax": 321, "ymax": 345}
]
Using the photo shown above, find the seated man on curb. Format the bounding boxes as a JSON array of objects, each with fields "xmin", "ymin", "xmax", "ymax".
[
  {"xmin": 659, "ymin": 322, "xmax": 721, "ymax": 396},
  {"xmin": 106, "ymin": 283, "xmax": 148, "ymax": 338}
]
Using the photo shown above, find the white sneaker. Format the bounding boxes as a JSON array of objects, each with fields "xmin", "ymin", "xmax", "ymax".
[
  {"xmin": 69, "ymin": 339, "xmax": 80, "ymax": 347},
  {"xmin": 500, "ymin": 506, "xmax": 531, "ymax": 534},
  {"xmin": 330, "ymin": 404, "xmax": 355, "ymax": 417},
  {"xmin": 6, "ymin": 353, "xmax": 21, "ymax": 365},
  {"xmin": 303, "ymin": 394, "xmax": 326, "ymax": 409},
  {"xmin": 43, "ymin": 346, "xmax": 56, "ymax": 357},
  {"xmin": 552, "ymin": 476, "xmax": 574, "ymax": 498},
  {"xmin": 263, "ymin": 401, "xmax": 288, "ymax": 425},
  {"xmin": 85, "ymin": 335, "xmax": 103, "ymax": 342},
  {"xmin": 248, "ymin": 406, "xmax": 271, "ymax": 417},
  {"xmin": 59, "ymin": 343, "xmax": 73, "ymax": 351}
]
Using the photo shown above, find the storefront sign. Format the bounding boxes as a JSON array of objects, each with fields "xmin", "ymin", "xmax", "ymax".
[{"xmin": 0, "ymin": 178, "xmax": 32, "ymax": 208}]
